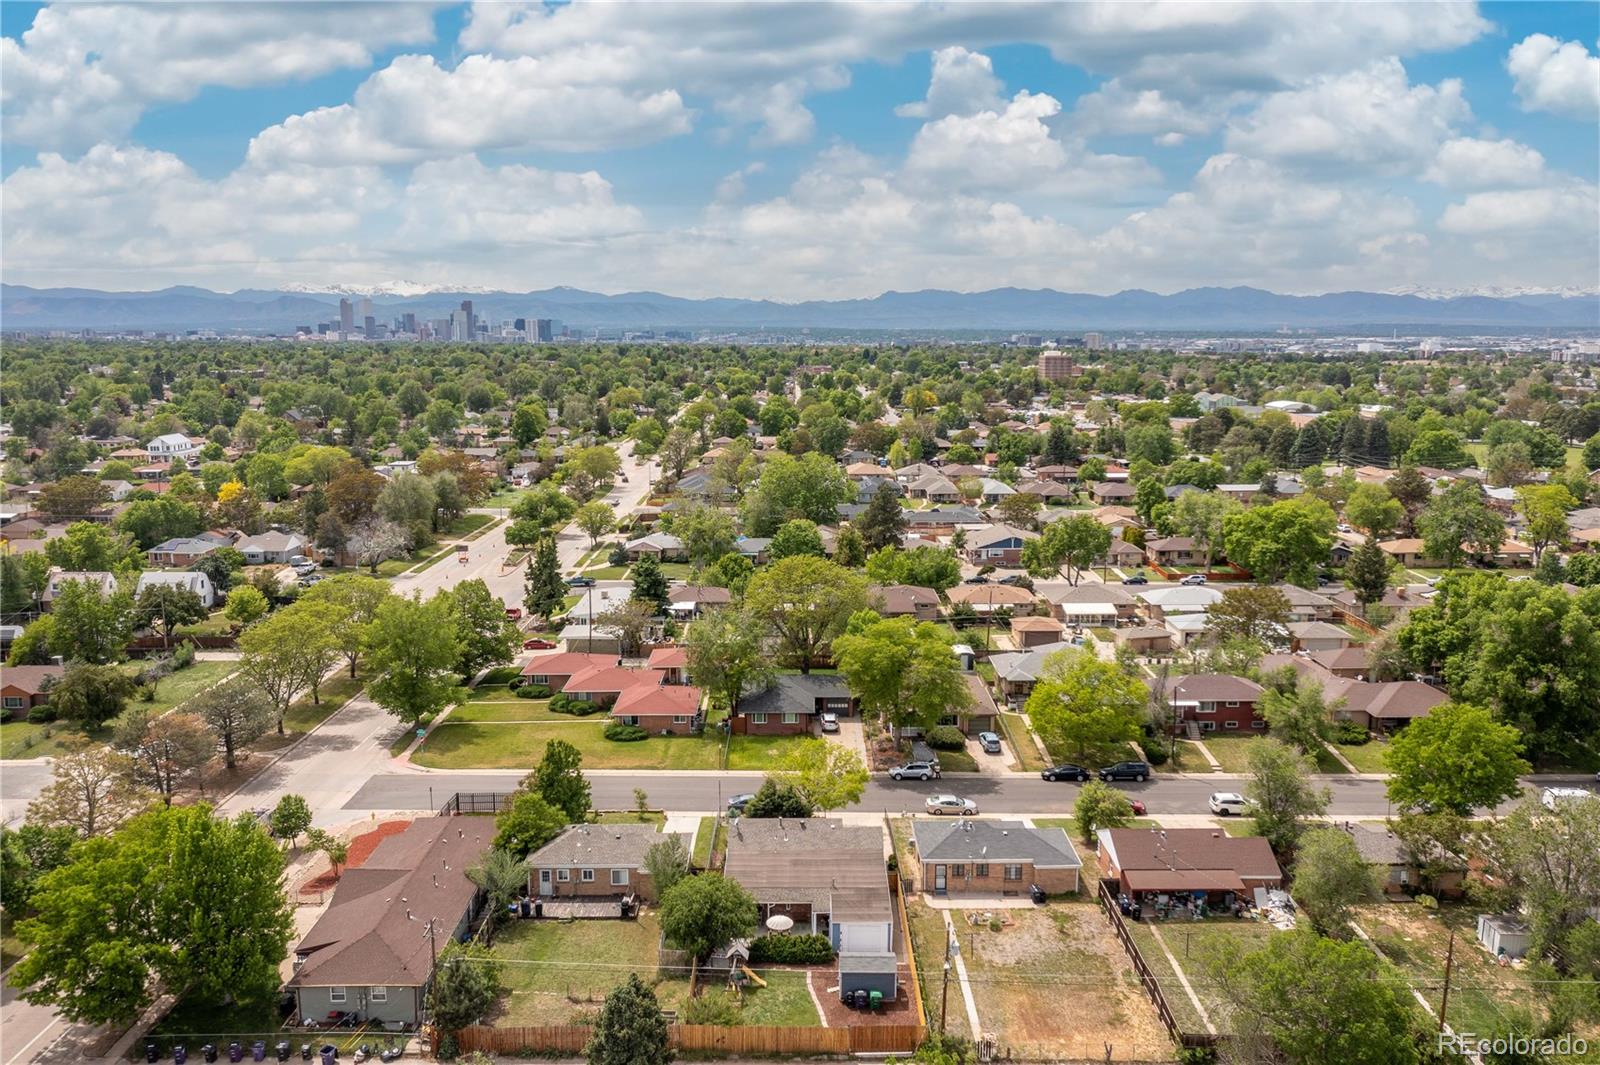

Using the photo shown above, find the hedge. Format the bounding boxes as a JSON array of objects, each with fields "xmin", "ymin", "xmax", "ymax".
[
  {"xmin": 604, "ymin": 722, "xmax": 649, "ymax": 742},
  {"xmin": 748, "ymin": 933, "xmax": 834, "ymax": 964},
  {"xmin": 925, "ymin": 725, "xmax": 967, "ymax": 751},
  {"xmin": 517, "ymin": 684, "xmax": 551, "ymax": 699}
]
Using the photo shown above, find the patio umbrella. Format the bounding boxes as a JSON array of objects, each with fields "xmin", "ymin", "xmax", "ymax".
[{"xmin": 765, "ymin": 914, "xmax": 795, "ymax": 933}]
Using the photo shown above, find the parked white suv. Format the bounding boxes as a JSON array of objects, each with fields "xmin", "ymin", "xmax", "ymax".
[{"xmin": 1209, "ymin": 792, "xmax": 1250, "ymax": 816}]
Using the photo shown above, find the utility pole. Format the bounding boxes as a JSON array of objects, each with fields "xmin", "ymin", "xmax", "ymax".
[
  {"xmin": 1438, "ymin": 928, "xmax": 1455, "ymax": 1034},
  {"xmin": 422, "ymin": 916, "xmax": 441, "ymax": 973},
  {"xmin": 939, "ymin": 930, "xmax": 953, "ymax": 1037}
]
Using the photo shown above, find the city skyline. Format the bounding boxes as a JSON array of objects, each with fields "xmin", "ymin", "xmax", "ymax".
[{"xmin": 2, "ymin": 1, "xmax": 1597, "ymax": 298}]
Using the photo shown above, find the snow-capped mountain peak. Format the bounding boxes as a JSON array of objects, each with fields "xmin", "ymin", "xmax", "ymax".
[{"xmin": 279, "ymin": 281, "xmax": 494, "ymax": 298}]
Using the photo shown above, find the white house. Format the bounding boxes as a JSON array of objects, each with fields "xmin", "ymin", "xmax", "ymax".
[
  {"xmin": 236, "ymin": 530, "xmax": 307, "ymax": 565},
  {"xmin": 135, "ymin": 570, "xmax": 217, "ymax": 608},
  {"xmin": 145, "ymin": 433, "xmax": 199, "ymax": 463}
]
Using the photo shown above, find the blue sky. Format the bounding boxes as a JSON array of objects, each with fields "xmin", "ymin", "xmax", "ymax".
[{"xmin": 2, "ymin": 1, "xmax": 1596, "ymax": 298}]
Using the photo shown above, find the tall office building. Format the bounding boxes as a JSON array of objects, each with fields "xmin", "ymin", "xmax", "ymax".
[
  {"xmin": 401, "ymin": 312, "xmax": 417, "ymax": 333},
  {"xmin": 451, "ymin": 308, "xmax": 469, "ymax": 341},
  {"xmin": 1037, "ymin": 349, "xmax": 1076, "ymax": 382},
  {"xmin": 363, "ymin": 315, "xmax": 377, "ymax": 338},
  {"xmin": 534, "ymin": 318, "xmax": 554, "ymax": 342},
  {"xmin": 339, "ymin": 298, "xmax": 354, "ymax": 334},
  {"xmin": 1083, "ymin": 332, "xmax": 1105, "ymax": 351},
  {"xmin": 460, "ymin": 300, "xmax": 476, "ymax": 339},
  {"xmin": 357, "ymin": 297, "xmax": 373, "ymax": 322}
]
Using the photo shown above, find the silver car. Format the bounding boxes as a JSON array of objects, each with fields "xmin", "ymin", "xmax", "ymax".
[{"xmin": 925, "ymin": 794, "xmax": 979, "ymax": 816}]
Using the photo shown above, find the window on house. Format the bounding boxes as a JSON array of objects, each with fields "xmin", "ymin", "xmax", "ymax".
[
  {"xmin": 974, "ymin": 864, "xmax": 989, "ymax": 877},
  {"xmin": 672, "ymin": 716, "xmax": 688, "ymax": 724},
  {"xmin": 1225, "ymin": 700, "xmax": 1240, "ymax": 707},
  {"xmin": 951, "ymin": 865, "xmax": 966, "ymax": 877},
  {"xmin": 556, "ymin": 869, "xmax": 571, "ymax": 882},
  {"xmin": 751, "ymin": 713, "xmax": 768, "ymax": 724},
  {"xmin": 2, "ymin": 697, "xmax": 23, "ymax": 710},
  {"xmin": 1197, "ymin": 704, "xmax": 1215, "ymax": 713},
  {"xmin": 581, "ymin": 869, "xmax": 595, "ymax": 882},
  {"xmin": 1224, "ymin": 721, "xmax": 1239, "ymax": 730},
  {"xmin": 1003, "ymin": 865, "xmax": 1023, "ymax": 881},
  {"xmin": 782, "ymin": 712, "xmax": 798, "ymax": 724},
  {"xmin": 1251, "ymin": 719, "xmax": 1267, "ymax": 729},
  {"xmin": 329, "ymin": 987, "xmax": 347, "ymax": 1004},
  {"xmin": 529, "ymin": 674, "xmax": 548, "ymax": 684},
  {"xmin": 611, "ymin": 869, "xmax": 628, "ymax": 886},
  {"xmin": 1200, "ymin": 721, "xmax": 1216, "ymax": 731},
  {"xmin": 370, "ymin": 986, "xmax": 387, "ymax": 1002}
]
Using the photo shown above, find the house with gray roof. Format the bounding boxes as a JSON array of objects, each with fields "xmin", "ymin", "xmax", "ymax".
[
  {"xmin": 624, "ymin": 531, "xmax": 686, "ymax": 561},
  {"xmin": 135, "ymin": 569, "xmax": 217, "ymax": 607},
  {"xmin": 912, "ymin": 819, "xmax": 1082, "ymax": 896},
  {"xmin": 526, "ymin": 823, "xmax": 689, "ymax": 903},
  {"xmin": 987, "ymin": 640, "xmax": 1077, "ymax": 706},
  {"xmin": 734, "ymin": 673, "xmax": 856, "ymax": 735}
]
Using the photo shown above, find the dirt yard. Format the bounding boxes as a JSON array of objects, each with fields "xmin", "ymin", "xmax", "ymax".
[
  {"xmin": 958, "ymin": 901, "xmax": 1173, "ymax": 1061},
  {"xmin": 297, "ymin": 818, "xmax": 411, "ymax": 897}
]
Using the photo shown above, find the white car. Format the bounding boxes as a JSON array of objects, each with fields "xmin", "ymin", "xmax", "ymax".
[
  {"xmin": 819, "ymin": 712, "xmax": 839, "ymax": 733},
  {"xmin": 1209, "ymin": 792, "xmax": 1250, "ymax": 816},
  {"xmin": 925, "ymin": 794, "xmax": 978, "ymax": 816},
  {"xmin": 1540, "ymin": 787, "xmax": 1595, "ymax": 811}
]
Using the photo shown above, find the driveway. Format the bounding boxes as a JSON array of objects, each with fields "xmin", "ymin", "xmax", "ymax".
[
  {"xmin": 822, "ymin": 718, "xmax": 867, "ymax": 758},
  {"xmin": 965, "ymin": 736, "xmax": 1012, "ymax": 777}
]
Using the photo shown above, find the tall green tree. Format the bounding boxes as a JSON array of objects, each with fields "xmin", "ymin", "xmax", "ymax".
[
  {"xmin": 447, "ymin": 578, "xmax": 521, "ymax": 678},
  {"xmin": 574, "ymin": 501, "xmax": 617, "ymax": 549},
  {"xmin": 1476, "ymin": 797, "xmax": 1600, "ymax": 961},
  {"xmin": 492, "ymin": 790, "xmax": 569, "ymax": 858},
  {"xmin": 854, "ymin": 482, "xmax": 909, "ymax": 552},
  {"xmin": 1382, "ymin": 702, "xmax": 1529, "ymax": 815},
  {"xmin": 769, "ymin": 518, "xmax": 825, "ymax": 560},
  {"xmin": 1172, "ymin": 491, "xmax": 1241, "ymax": 573},
  {"xmin": 530, "ymin": 738, "xmax": 592, "ymax": 821},
  {"xmin": 238, "ymin": 601, "xmax": 339, "ymax": 733},
  {"xmin": 1344, "ymin": 538, "xmax": 1392, "ymax": 612},
  {"xmin": 772, "ymin": 739, "xmax": 868, "ymax": 811},
  {"xmin": 657, "ymin": 873, "xmax": 757, "ymax": 961},
  {"xmin": 685, "ymin": 607, "xmax": 774, "ymax": 714},
  {"xmin": 1211, "ymin": 931, "xmax": 1424, "ymax": 1065},
  {"xmin": 134, "ymin": 583, "xmax": 207, "ymax": 649},
  {"xmin": 49, "ymin": 663, "xmax": 138, "ymax": 729},
  {"xmin": 1022, "ymin": 514, "xmax": 1110, "ymax": 585},
  {"xmin": 1291, "ymin": 828, "xmax": 1379, "ymax": 938},
  {"xmin": 834, "ymin": 616, "xmax": 969, "ymax": 733},
  {"xmin": 1022, "ymin": 649, "xmax": 1145, "ymax": 764},
  {"xmin": 1222, "ymin": 497, "xmax": 1337, "ymax": 586},
  {"xmin": 1344, "ymin": 483, "xmax": 1404, "ymax": 540},
  {"xmin": 1205, "ymin": 585, "xmax": 1292, "ymax": 648},
  {"xmin": 191, "ymin": 679, "xmax": 275, "ymax": 770},
  {"xmin": 1416, "ymin": 480, "xmax": 1504, "ymax": 568},
  {"xmin": 25, "ymin": 747, "xmax": 149, "ymax": 839},
  {"xmin": 10, "ymin": 805, "xmax": 294, "ymax": 1026},
  {"xmin": 1245, "ymin": 739, "xmax": 1328, "ymax": 853},
  {"xmin": 428, "ymin": 940, "xmax": 504, "ymax": 1034},
  {"xmin": 586, "ymin": 974, "xmax": 672, "ymax": 1065},
  {"xmin": 523, "ymin": 536, "xmax": 568, "ymax": 623},
  {"xmin": 1071, "ymin": 779, "xmax": 1136, "ymax": 843},
  {"xmin": 745, "ymin": 556, "xmax": 869, "ymax": 672},
  {"xmin": 1258, "ymin": 680, "xmax": 1337, "ymax": 757},
  {"xmin": 365, "ymin": 593, "xmax": 463, "ymax": 726},
  {"xmin": 302, "ymin": 573, "xmax": 392, "ymax": 677},
  {"xmin": 630, "ymin": 555, "xmax": 670, "ymax": 613}
]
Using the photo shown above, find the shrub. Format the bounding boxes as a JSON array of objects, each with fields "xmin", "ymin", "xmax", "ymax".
[
  {"xmin": 608, "ymin": 543, "xmax": 630, "ymax": 567},
  {"xmin": 25, "ymin": 704, "xmax": 55, "ymax": 724},
  {"xmin": 137, "ymin": 684, "xmax": 156, "ymax": 702},
  {"xmin": 681, "ymin": 993, "xmax": 741, "ymax": 1026},
  {"xmin": 605, "ymin": 722, "xmax": 649, "ymax": 742},
  {"xmin": 1144, "ymin": 745, "xmax": 1169, "ymax": 767},
  {"xmin": 550, "ymin": 694, "xmax": 603, "ymax": 716},
  {"xmin": 171, "ymin": 643, "xmax": 196, "ymax": 670},
  {"xmin": 482, "ymin": 666, "xmax": 521, "ymax": 685},
  {"xmin": 1416, "ymin": 894, "xmax": 1438, "ymax": 911},
  {"xmin": 517, "ymin": 683, "xmax": 551, "ymax": 699},
  {"xmin": 748, "ymin": 933, "xmax": 834, "ymax": 965},
  {"xmin": 1334, "ymin": 721, "xmax": 1370, "ymax": 745},
  {"xmin": 925, "ymin": 725, "xmax": 967, "ymax": 751}
]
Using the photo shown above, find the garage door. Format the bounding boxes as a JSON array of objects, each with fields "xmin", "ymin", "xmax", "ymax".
[{"xmin": 838, "ymin": 921, "xmax": 890, "ymax": 953}]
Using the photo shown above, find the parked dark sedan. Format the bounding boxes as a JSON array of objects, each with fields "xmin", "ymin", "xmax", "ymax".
[
  {"xmin": 1041, "ymin": 763, "xmax": 1090, "ymax": 782},
  {"xmin": 1121, "ymin": 574, "xmax": 1149, "ymax": 585}
]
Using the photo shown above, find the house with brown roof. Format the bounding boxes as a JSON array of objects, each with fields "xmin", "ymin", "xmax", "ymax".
[
  {"xmin": 1163, "ymin": 674, "xmax": 1265, "ymax": 733},
  {"xmin": 1144, "ymin": 536, "xmax": 1205, "ymax": 567},
  {"xmin": 1342, "ymin": 823, "xmax": 1465, "ymax": 898},
  {"xmin": 526, "ymin": 823, "xmax": 689, "ymax": 902},
  {"xmin": 1324, "ymin": 678, "xmax": 1447, "ymax": 732},
  {"xmin": 869, "ymin": 584, "xmax": 940, "ymax": 621},
  {"xmin": 286, "ymin": 816, "xmax": 491, "ymax": 1026},
  {"xmin": 1286, "ymin": 621, "xmax": 1353, "ymax": 653},
  {"xmin": 1377, "ymin": 538, "xmax": 1439, "ymax": 567},
  {"xmin": 1047, "ymin": 583, "xmax": 1138, "ymax": 626},
  {"xmin": 1, "ymin": 664, "xmax": 65, "ymax": 716},
  {"xmin": 1010, "ymin": 615, "xmax": 1065, "ymax": 648},
  {"xmin": 945, "ymin": 583, "xmax": 1037, "ymax": 614},
  {"xmin": 1089, "ymin": 481, "xmax": 1136, "ymax": 504},
  {"xmin": 666, "ymin": 584, "xmax": 731, "ymax": 618},
  {"xmin": 1096, "ymin": 827, "xmax": 1283, "ymax": 906},
  {"xmin": 1113, "ymin": 624, "xmax": 1175, "ymax": 655},
  {"xmin": 645, "ymin": 646, "xmax": 689, "ymax": 685}
]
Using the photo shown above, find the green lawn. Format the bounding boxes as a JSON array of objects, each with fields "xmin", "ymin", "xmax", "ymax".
[
  {"xmin": 997, "ymin": 712, "xmax": 1047, "ymax": 772},
  {"xmin": 443, "ymin": 512, "xmax": 495, "ymax": 538},
  {"xmin": 723, "ymin": 969, "xmax": 821, "ymax": 1026},
  {"xmin": 0, "ymin": 718, "xmax": 105, "ymax": 759},
  {"xmin": 580, "ymin": 565, "xmax": 629, "ymax": 580},
  {"xmin": 175, "ymin": 610, "xmax": 236, "ymax": 637},
  {"xmin": 589, "ymin": 810, "xmax": 666, "ymax": 827},
  {"xmin": 280, "ymin": 674, "xmax": 364, "ymax": 734},
  {"xmin": 412, "ymin": 718, "xmax": 811, "ymax": 771},
  {"xmin": 1122, "ymin": 918, "xmax": 1277, "ymax": 1035},
  {"xmin": 492, "ymin": 915, "xmax": 690, "ymax": 1025},
  {"xmin": 449, "ymin": 699, "xmax": 589, "ymax": 723},
  {"xmin": 1201, "ymin": 733, "xmax": 1347, "ymax": 775},
  {"xmin": 693, "ymin": 815, "xmax": 723, "ymax": 869},
  {"xmin": 148, "ymin": 993, "xmax": 286, "ymax": 1045},
  {"xmin": 128, "ymin": 659, "xmax": 239, "ymax": 716},
  {"xmin": 655, "ymin": 562, "xmax": 695, "ymax": 581},
  {"xmin": 1332, "ymin": 738, "xmax": 1391, "ymax": 773},
  {"xmin": 1032, "ymin": 816, "xmax": 1158, "ymax": 840},
  {"xmin": 934, "ymin": 746, "xmax": 980, "ymax": 773}
]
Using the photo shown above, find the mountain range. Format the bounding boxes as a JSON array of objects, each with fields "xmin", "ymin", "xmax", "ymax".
[{"xmin": 3, "ymin": 283, "xmax": 1596, "ymax": 332}]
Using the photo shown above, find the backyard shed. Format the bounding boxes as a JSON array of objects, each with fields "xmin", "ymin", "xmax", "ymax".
[
  {"xmin": 1477, "ymin": 914, "xmax": 1532, "ymax": 960},
  {"xmin": 838, "ymin": 951, "xmax": 899, "ymax": 999}
]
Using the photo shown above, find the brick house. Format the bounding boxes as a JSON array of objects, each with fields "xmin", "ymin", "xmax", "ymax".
[
  {"xmin": 610, "ymin": 682, "xmax": 704, "ymax": 735},
  {"xmin": 146, "ymin": 536, "xmax": 219, "ymax": 568},
  {"xmin": 526, "ymin": 824, "xmax": 690, "ymax": 902},
  {"xmin": 1163, "ymin": 673, "xmax": 1265, "ymax": 733},
  {"xmin": 1096, "ymin": 827, "xmax": 1283, "ymax": 906},
  {"xmin": 1144, "ymin": 536, "xmax": 1206, "ymax": 567},
  {"xmin": 645, "ymin": 646, "xmax": 689, "ymax": 685},
  {"xmin": 733, "ymin": 673, "xmax": 856, "ymax": 735},
  {"xmin": 1010, "ymin": 615, "xmax": 1065, "ymax": 648},
  {"xmin": 913, "ymin": 819, "xmax": 1082, "ymax": 897},
  {"xmin": 1, "ymin": 664, "xmax": 65, "ymax": 716},
  {"xmin": 961, "ymin": 523, "xmax": 1039, "ymax": 567},
  {"xmin": 868, "ymin": 584, "xmax": 941, "ymax": 621},
  {"xmin": 520, "ymin": 651, "xmax": 619, "ymax": 689},
  {"xmin": 1089, "ymin": 480, "xmax": 1136, "ymax": 504},
  {"xmin": 945, "ymin": 582, "xmax": 1036, "ymax": 615}
]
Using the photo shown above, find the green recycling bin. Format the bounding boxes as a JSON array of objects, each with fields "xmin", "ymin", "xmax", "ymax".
[{"xmin": 868, "ymin": 990, "xmax": 883, "ymax": 1011}]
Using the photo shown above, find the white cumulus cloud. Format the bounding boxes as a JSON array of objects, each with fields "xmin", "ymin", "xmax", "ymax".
[
  {"xmin": 1424, "ymin": 137, "xmax": 1547, "ymax": 189},
  {"xmin": 1507, "ymin": 34, "xmax": 1600, "ymax": 120}
]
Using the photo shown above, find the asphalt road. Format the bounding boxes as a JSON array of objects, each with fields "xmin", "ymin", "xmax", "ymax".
[{"xmin": 346, "ymin": 769, "xmax": 1413, "ymax": 818}]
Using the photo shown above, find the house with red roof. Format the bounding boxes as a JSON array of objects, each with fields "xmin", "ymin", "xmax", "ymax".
[{"xmin": 612, "ymin": 682, "xmax": 704, "ymax": 735}]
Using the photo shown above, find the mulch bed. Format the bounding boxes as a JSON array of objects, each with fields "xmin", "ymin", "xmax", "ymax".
[{"xmin": 298, "ymin": 819, "xmax": 412, "ymax": 897}]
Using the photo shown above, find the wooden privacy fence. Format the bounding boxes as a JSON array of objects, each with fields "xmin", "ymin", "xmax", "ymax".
[
  {"xmin": 452, "ymin": 1023, "xmax": 926, "ymax": 1057},
  {"xmin": 1096, "ymin": 880, "xmax": 1218, "ymax": 1052}
]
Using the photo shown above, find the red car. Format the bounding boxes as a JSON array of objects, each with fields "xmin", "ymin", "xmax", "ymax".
[
  {"xmin": 504, "ymin": 607, "xmax": 523, "ymax": 620},
  {"xmin": 1129, "ymin": 799, "xmax": 1147, "ymax": 816},
  {"xmin": 523, "ymin": 638, "xmax": 555, "ymax": 650}
]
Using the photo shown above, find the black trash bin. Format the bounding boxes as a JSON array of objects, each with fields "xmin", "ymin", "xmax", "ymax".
[
  {"xmin": 147, "ymin": 1040, "xmax": 161, "ymax": 1062},
  {"xmin": 174, "ymin": 1047, "xmax": 187, "ymax": 1065},
  {"xmin": 228, "ymin": 1042, "xmax": 243, "ymax": 1063},
  {"xmin": 533, "ymin": 899, "xmax": 543, "ymax": 918},
  {"xmin": 202, "ymin": 1045, "xmax": 218, "ymax": 1064},
  {"xmin": 276, "ymin": 1043, "xmax": 291, "ymax": 1063},
  {"xmin": 1028, "ymin": 883, "xmax": 1046, "ymax": 904}
]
